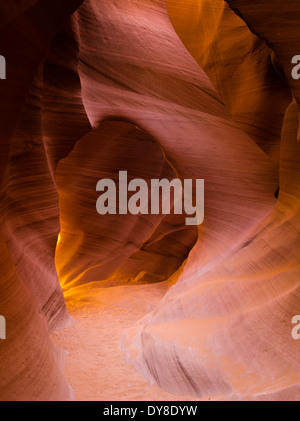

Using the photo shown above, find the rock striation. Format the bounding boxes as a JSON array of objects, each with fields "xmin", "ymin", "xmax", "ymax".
[{"xmin": 0, "ymin": 0, "xmax": 300, "ymax": 400}]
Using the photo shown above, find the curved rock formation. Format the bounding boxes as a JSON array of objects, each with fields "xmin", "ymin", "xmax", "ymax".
[
  {"xmin": 124, "ymin": 0, "xmax": 300, "ymax": 400},
  {"xmin": 0, "ymin": 237, "xmax": 74, "ymax": 400},
  {"xmin": 56, "ymin": 120, "xmax": 197, "ymax": 290},
  {"xmin": 166, "ymin": 0, "xmax": 291, "ymax": 161},
  {"xmin": 0, "ymin": 0, "xmax": 84, "ymax": 401},
  {"xmin": 225, "ymin": 0, "xmax": 300, "ymax": 133},
  {"xmin": 0, "ymin": 0, "xmax": 300, "ymax": 401}
]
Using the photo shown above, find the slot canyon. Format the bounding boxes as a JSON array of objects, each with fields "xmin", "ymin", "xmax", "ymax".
[{"xmin": 1, "ymin": 0, "xmax": 300, "ymax": 401}]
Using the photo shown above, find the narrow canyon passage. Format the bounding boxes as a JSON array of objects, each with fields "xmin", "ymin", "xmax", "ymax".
[{"xmin": 1, "ymin": 0, "xmax": 300, "ymax": 402}]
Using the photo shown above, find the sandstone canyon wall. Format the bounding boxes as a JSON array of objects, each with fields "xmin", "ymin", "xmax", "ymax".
[{"xmin": 0, "ymin": 0, "xmax": 300, "ymax": 401}]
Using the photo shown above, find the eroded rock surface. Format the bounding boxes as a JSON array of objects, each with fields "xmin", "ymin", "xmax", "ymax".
[{"xmin": 0, "ymin": 0, "xmax": 300, "ymax": 401}]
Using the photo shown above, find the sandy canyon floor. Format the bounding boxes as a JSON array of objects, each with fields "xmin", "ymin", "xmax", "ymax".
[{"xmin": 50, "ymin": 282, "xmax": 199, "ymax": 401}]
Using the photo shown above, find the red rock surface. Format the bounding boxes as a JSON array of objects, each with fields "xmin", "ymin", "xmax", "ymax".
[{"xmin": 0, "ymin": 0, "xmax": 300, "ymax": 401}]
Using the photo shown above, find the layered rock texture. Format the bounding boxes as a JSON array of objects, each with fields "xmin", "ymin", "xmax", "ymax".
[{"xmin": 0, "ymin": 0, "xmax": 300, "ymax": 400}]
